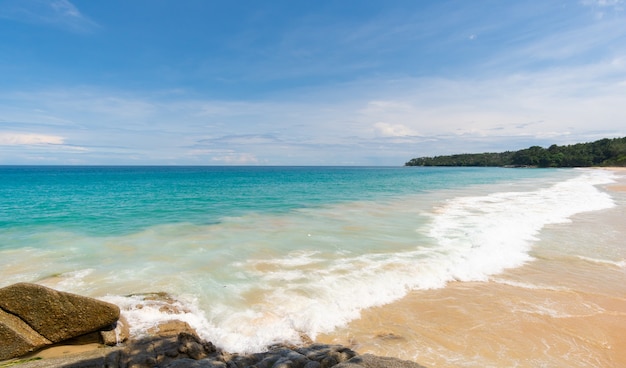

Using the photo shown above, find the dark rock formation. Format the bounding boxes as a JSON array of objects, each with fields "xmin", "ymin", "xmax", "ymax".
[
  {"xmin": 9, "ymin": 332, "xmax": 428, "ymax": 368},
  {"xmin": 335, "ymin": 354, "xmax": 428, "ymax": 368},
  {"xmin": 0, "ymin": 283, "xmax": 120, "ymax": 360}
]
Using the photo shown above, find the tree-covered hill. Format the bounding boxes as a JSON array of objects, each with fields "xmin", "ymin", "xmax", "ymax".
[{"xmin": 405, "ymin": 137, "xmax": 626, "ymax": 167}]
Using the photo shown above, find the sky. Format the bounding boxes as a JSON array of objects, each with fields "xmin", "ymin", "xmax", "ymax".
[{"xmin": 0, "ymin": 0, "xmax": 625, "ymax": 165}]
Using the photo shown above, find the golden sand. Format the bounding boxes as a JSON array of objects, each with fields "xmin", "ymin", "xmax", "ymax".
[
  {"xmin": 607, "ymin": 185, "xmax": 626, "ymax": 192},
  {"xmin": 30, "ymin": 343, "xmax": 103, "ymax": 360},
  {"xmin": 319, "ymin": 276, "xmax": 626, "ymax": 367},
  {"xmin": 597, "ymin": 167, "xmax": 626, "ymax": 171}
]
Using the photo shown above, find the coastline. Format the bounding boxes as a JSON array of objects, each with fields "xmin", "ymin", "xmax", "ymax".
[
  {"xmin": 2, "ymin": 167, "xmax": 625, "ymax": 367},
  {"xmin": 317, "ymin": 167, "xmax": 626, "ymax": 367},
  {"xmin": 600, "ymin": 167, "xmax": 626, "ymax": 192}
]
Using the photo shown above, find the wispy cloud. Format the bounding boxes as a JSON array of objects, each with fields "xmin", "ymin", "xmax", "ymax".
[
  {"xmin": 581, "ymin": 0, "xmax": 625, "ymax": 19},
  {"xmin": 581, "ymin": 0, "xmax": 624, "ymax": 9},
  {"xmin": 0, "ymin": 132, "xmax": 64, "ymax": 145},
  {"xmin": 0, "ymin": 0, "xmax": 98, "ymax": 32},
  {"xmin": 1, "ymin": 50, "xmax": 625, "ymax": 164},
  {"xmin": 372, "ymin": 123, "xmax": 420, "ymax": 138}
]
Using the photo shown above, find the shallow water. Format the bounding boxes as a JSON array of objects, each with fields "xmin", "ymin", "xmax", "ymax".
[{"xmin": 1, "ymin": 166, "xmax": 623, "ymax": 365}]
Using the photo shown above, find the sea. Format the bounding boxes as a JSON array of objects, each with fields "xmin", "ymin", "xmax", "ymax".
[{"xmin": 1, "ymin": 166, "xmax": 624, "ymax": 367}]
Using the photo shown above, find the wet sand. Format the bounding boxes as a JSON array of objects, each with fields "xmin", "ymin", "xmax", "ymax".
[
  {"xmin": 319, "ymin": 277, "xmax": 626, "ymax": 367},
  {"xmin": 319, "ymin": 169, "xmax": 626, "ymax": 367},
  {"xmin": 607, "ymin": 185, "xmax": 626, "ymax": 192}
]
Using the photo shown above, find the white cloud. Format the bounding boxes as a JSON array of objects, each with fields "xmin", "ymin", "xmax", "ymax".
[
  {"xmin": 373, "ymin": 122, "xmax": 419, "ymax": 137},
  {"xmin": 0, "ymin": 132, "xmax": 64, "ymax": 146}
]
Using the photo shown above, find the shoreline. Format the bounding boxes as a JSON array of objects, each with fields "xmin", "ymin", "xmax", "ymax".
[
  {"xmin": 597, "ymin": 167, "xmax": 626, "ymax": 192},
  {"xmin": 317, "ymin": 167, "xmax": 626, "ymax": 367},
  {"xmin": 3, "ymin": 167, "xmax": 625, "ymax": 367}
]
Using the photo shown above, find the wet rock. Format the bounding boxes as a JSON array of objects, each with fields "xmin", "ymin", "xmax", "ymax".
[{"xmin": 101, "ymin": 314, "xmax": 130, "ymax": 346}]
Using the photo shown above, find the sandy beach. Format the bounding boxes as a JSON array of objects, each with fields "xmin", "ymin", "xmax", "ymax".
[{"xmin": 319, "ymin": 168, "xmax": 626, "ymax": 367}]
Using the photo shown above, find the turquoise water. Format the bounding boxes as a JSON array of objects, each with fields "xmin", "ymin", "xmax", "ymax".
[
  {"xmin": 0, "ymin": 166, "xmax": 618, "ymax": 353},
  {"xmin": 0, "ymin": 166, "xmax": 552, "ymax": 238}
]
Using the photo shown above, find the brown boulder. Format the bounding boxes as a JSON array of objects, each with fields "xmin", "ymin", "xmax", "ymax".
[
  {"xmin": 147, "ymin": 319, "xmax": 197, "ymax": 338},
  {"xmin": 0, "ymin": 309, "xmax": 53, "ymax": 360},
  {"xmin": 0, "ymin": 283, "xmax": 119, "ymax": 344},
  {"xmin": 101, "ymin": 314, "xmax": 130, "ymax": 346}
]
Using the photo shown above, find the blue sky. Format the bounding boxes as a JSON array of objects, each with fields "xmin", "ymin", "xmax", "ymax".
[{"xmin": 0, "ymin": 0, "xmax": 625, "ymax": 165}]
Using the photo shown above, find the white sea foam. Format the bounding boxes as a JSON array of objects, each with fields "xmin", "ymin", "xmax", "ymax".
[
  {"xmin": 101, "ymin": 294, "xmax": 216, "ymax": 341},
  {"xmin": 53, "ymin": 269, "xmax": 95, "ymax": 291},
  {"xmin": 426, "ymin": 169, "xmax": 616, "ymax": 281},
  {"xmin": 576, "ymin": 255, "xmax": 626, "ymax": 268},
  {"xmin": 511, "ymin": 299, "xmax": 607, "ymax": 318},
  {"xmin": 489, "ymin": 277, "xmax": 571, "ymax": 291}
]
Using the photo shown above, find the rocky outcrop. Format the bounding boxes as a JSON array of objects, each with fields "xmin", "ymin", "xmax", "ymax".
[
  {"xmin": 0, "ymin": 284, "xmax": 428, "ymax": 367},
  {"xmin": 11, "ymin": 332, "xmax": 428, "ymax": 368},
  {"xmin": 335, "ymin": 354, "xmax": 428, "ymax": 368},
  {"xmin": 0, "ymin": 309, "xmax": 52, "ymax": 360},
  {"xmin": 0, "ymin": 283, "xmax": 120, "ymax": 360}
]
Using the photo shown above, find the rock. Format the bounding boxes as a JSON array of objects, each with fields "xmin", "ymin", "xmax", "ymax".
[
  {"xmin": 334, "ymin": 354, "xmax": 428, "ymax": 368},
  {"xmin": 297, "ymin": 344, "xmax": 355, "ymax": 363},
  {"xmin": 101, "ymin": 314, "xmax": 130, "ymax": 346},
  {"xmin": 2, "ymin": 301, "xmax": 429, "ymax": 368},
  {"xmin": 177, "ymin": 332, "xmax": 216, "ymax": 360},
  {"xmin": 147, "ymin": 319, "xmax": 197, "ymax": 338},
  {"xmin": 118, "ymin": 331, "xmax": 218, "ymax": 367},
  {"xmin": 0, "ymin": 309, "xmax": 53, "ymax": 360},
  {"xmin": 6, "ymin": 338, "xmax": 430, "ymax": 368},
  {"xmin": 0, "ymin": 283, "xmax": 120, "ymax": 344}
]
